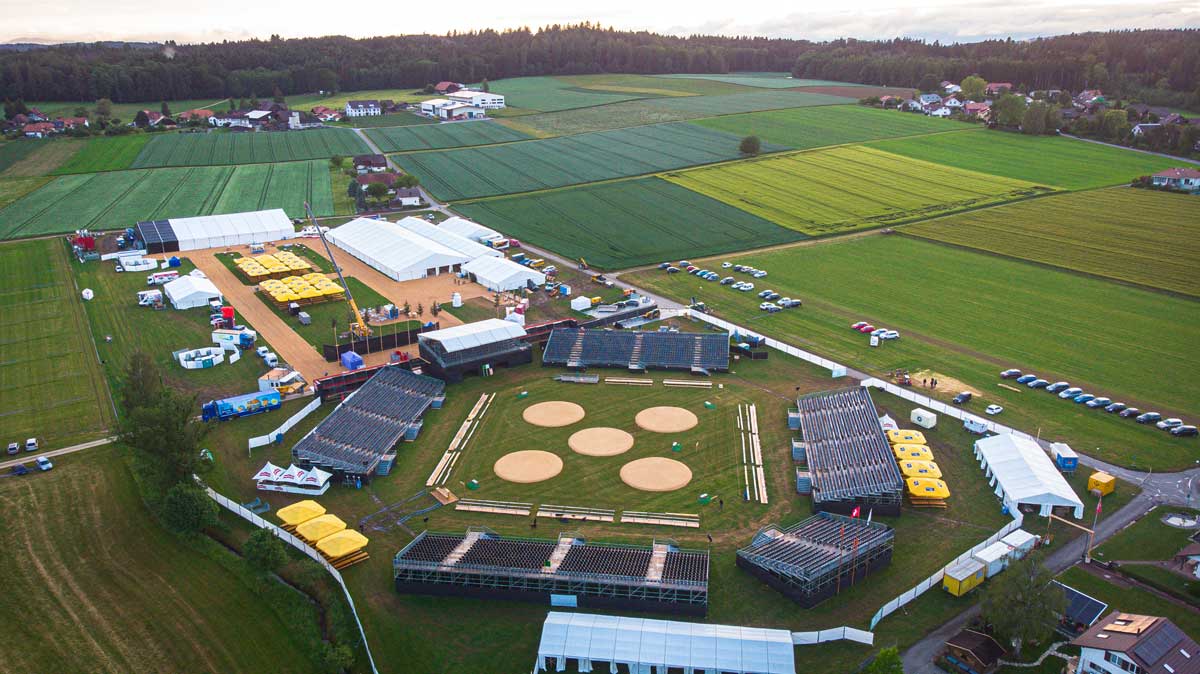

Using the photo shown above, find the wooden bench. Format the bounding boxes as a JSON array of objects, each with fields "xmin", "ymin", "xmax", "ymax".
[
  {"xmin": 663, "ymin": 379, "xmax": 712, "ymax": 388},
  {"xmin": 537, "ymin": 504, "xmax": 616, "ymax": 522},
  {"xmin": 605, "ymin": 377, "xmax": 654, "ymax": 386},
  {"xmin": 455, "ymin": 499, "xmax": 532, "ymax": 517},
  {"xmin": 620, "ymin": 511, "xmax": 700, "ymax": 528}
]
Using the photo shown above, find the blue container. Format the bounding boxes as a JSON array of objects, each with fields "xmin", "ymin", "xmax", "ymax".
[{"xmin": 340, "ymin": 351, "xmax": 364, "ymax": 370}]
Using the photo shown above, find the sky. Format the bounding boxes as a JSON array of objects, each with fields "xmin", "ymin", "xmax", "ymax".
[{"xmin": 2, "ymin": 0, "xmax": 1197, "ymax": 44}]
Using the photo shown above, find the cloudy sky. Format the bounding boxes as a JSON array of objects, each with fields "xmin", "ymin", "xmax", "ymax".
[{"xmin": 4, "ymin": 0, "xmax": 1197, "ymax": 44}]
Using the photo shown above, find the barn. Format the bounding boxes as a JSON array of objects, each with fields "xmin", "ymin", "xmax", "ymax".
[
  {"xmin": 325, "ymin": 217, "xmax": 470, "ymax": 281},
  {"xmin": 137, "ymin": 209, "xmax": 294, "ymax": 253}
]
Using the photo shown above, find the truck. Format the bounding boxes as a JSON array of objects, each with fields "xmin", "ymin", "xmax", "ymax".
[
  {"xmin": 483, "ymin": 235, "xmax": 510, "ymax": 250},
  {"xmin": 510, "ymin": 252, "xmax": 527, "ymax": 263},
  {"xmin": 201, "ymin": 391, "xmax": 282, "ymax": 422},
  {"xmin": 147, "ymin": 270, "xmax": 179, "ymax": 286}
]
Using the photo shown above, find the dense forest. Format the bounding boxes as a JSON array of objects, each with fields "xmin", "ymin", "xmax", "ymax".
[{"xmin": 0, "ymin": 25, "xmax": 1196, "ymax": 106}]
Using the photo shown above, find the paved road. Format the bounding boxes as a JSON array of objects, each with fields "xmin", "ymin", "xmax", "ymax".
[{"xmin": 0, "ymin": 436, "xmax": 115, "ymax": 471}]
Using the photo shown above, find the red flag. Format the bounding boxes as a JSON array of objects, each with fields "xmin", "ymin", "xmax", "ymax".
[
  {"xmin": 851, "ymin": 506, "xmax": 861, "ymax": 518},
  {"xmin": 1096, "ymin": 499, "xmax": 1102, "ymax": 515}
]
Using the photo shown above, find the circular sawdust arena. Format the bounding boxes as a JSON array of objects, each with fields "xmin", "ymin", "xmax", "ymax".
[
  {"xmin": 635, "ymin": 406, "xmax": 699, "ymax": 433},
  {"xmin": 522, "ymin": 401, "xmax": 586, "ymax": 428},
  {"xmin": 568, "ymin": 427, "xmax": 635, "ymax": 457},
  {"xmin": 620, "ymin": 457, "xmax": 693, "ymax": 492},
  {"xmin": 494, "ymin": 450, "xmax": 564, "ymax": 484}
]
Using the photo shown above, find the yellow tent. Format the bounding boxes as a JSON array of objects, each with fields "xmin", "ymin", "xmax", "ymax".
[
  {"xmin": 296, "ymin": 514, "xmax": 348, "ymax": 542},
  {"xmin": 316, "ymin": 529, "xmax": 369, "ymax": 558},
  {"xmin": 887, "ymin": 429, "xmax": 927, "ymax": 445},
  {"xmin": 893, "ymin": 444, "xmax": 933, "ymax": 461},
  {"xmin": 899, "ymin": 460, "xmax": 942, "ymax": 479},
  {"xmin": 276, "ymin": 499, "xmax": 326, "ymax": 527},
  {"xmin": 906, "ymin": 478, "xmax": 950, "ymax": 499},
  {"xmin": 1087, "ymin": 472, "xmax": 1115, "ymax": 496}
]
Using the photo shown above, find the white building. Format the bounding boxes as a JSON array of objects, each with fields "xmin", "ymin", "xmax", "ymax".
[
  {"xmin": 394, "ymin": 216, "xmax": 502, "ymax": 260},
  {"xmin": 447, "ymin": 90, "xmax": 507, "ymax": 109},
  {"xmin": 973, "ymin": 434, "xmax": 1084, "ymax": 518},
  {"xmin": 462, "ymin": 256, "xmax": 546, "ymax": 291},
  {"xmin": 436, "ymin": 102, "xmax": 486, "ymax": 120},
  {"xmin": 437, "ymin": 216, "xmax": 501, "ymax": 244},
  {"xmin": 325, "ymin": 217, "xmax": 469, "ymax": 281},
  {"xmin": 144, "ymin": 209, "xmax": 295, "ymax": 252},
  {"xmin": 1072, "ymin": 613, "xmax": 1200, "ymax": 674},
  {"xmin": 420, "ymin": 99, "xmax": 452, "ymax": 115},
  {"xmin": 344, "ymin": 100, "xmax": 381, "ymax": 117},
  {"xmin": 163, "ymin": 275, "xmax": 223, "ymax": 310},
  {"xmin": 929, "ymin": 107, "xmax": 952, "ymax": 118}
]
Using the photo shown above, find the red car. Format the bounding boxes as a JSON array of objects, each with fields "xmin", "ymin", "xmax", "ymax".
[
  {"xmin": 851, "ymin": 321, "xmax": 868, "ymax": 330},
  {"xmin": 857, "ymin": 324, "xmax": 876, "ymax": 333}
]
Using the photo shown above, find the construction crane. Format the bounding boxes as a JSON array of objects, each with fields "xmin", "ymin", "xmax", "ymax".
[{"xmin": 304, "ymin": 202, "xmax": 371, "ymax": 338}]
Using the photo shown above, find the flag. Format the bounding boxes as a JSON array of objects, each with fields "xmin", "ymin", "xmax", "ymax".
[
  {"xmin": 851, "ymin": 506, "xmax": 861, "ymax": 518},
  {"xmin": 1096, "ymin": 499, "xmax": 1102, "ymax": 515}
]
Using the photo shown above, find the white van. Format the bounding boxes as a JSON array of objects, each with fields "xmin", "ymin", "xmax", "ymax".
[{"xmin": 25, "ymin": 437, "xmax": 38, "ymax": 452}]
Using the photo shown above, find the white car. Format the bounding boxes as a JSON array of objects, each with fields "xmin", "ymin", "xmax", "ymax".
[
  {"xmin": 881, "ymin": 330, "xmax": 900, "ymax": 340},
  {"xmin": 985, "ymin": 404, "xmax": 1003, "ymax": 415},
  {"xmin": 35, "ymin": 456, "xmax": 53, "ymax": 471},
  {"xmin": 721, "ymin": 262, "xmax": 732, "ymax": 268},
  {"xmin": 738, "ymin": 283, "xmax": 755, "ymax": 292},
  {"xmin": 752, "ymin": 271, "xmax": 768, "ymax": 278},
  {"xmin": 1156, "ymin": 418, "xmax": 1184, "ymax": 430}
]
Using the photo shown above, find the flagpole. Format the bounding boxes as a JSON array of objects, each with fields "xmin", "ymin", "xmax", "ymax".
[{"xmin": 836, "ymin": 522, "xmax": 845, "ymax": 594}]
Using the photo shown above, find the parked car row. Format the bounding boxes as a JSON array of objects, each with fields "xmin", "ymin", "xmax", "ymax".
[
  {"xmin": 999, "ymin": 369, "xmax": 1195, "ymax": 436},
  {"xmin": 5, "ymin": 438, "xmax": 37, "ymax": 455},
  {"xmin": 850, "ymin": 321, "xmax": 900, "ymax": 340},
  {"xmin": 658, "ymin": 261, "xmax": 800, "ymax": 312}
]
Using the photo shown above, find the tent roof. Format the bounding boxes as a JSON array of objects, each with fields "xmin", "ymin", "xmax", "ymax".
[
  {"xmin": 438, "ymin": 216, "xmax": 500, "ymax": 242},
  {"xmin": 976, "ymin": 434, "xmax": 1083, "ymax": 510},
  {"xmin": 462, "ymin": 256, "xmax": 545, "ymax": 287},
  {"xmin": 419, "ymin": 319, "xmax": 526, "ymax": 353},
  {"xmin": 315, "ymin": 529, "xmax": 369, "ymax": 557},
  {"xmin": 326, "ymin": 218, "xmax": 468, "ymax": 277},
  {"xmin": 253, "ymin": 461, "xmax": 282, "ymax": 481},
  {"xmin": 538, "ymin": 612, "xmax": 795, "ymax": 674},
  {"xmin": 394, "ymin": 217, "xmax": 502, "ymax": 260},
  {"xmin": 973, "ymin": 541, "xmax": 1011, "ymax": 564},
  {"xmin": 1001, "ymin": 529, "xmax": 1038, "ymax": 549},
  {"xmin": 296, "ymin": 514, "xmax": 347, "ymax": 541},
  {"xmin": 163, "ymin": 275, "xmax": 221, "ymax": 301},
  {"xmin": 167, "ymin": 209, "xmax": 293, "ymax": 247},
  {"xmin": 276, "ymin": 499, "xmax": 326, "ymax": 526}
]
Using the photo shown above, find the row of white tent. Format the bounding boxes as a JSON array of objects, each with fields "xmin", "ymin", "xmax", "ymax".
[
  {"xmin": 253, "ymin": 461, "xmax": 333, "ymax": 495},
  {"xmin": 171, "ymin": 209, "xmax": 295, "ymax": 251}
]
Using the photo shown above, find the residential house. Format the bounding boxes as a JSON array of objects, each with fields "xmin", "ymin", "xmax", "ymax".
[
  {"xmin": 355, "ymin": 173, "xmax": 398, "ymax": 188},
  {"xmin": 941, "ymin": 81, "xmax": 962, "ymax": 94},
  {"xmin": 353, "ymin": 154, "xmax": 388, "ymax": 173},
  {"xmin": 985, "ymin": 82, "xmax": 1013, "ymax": 96},
  {"xmin": 928, "ymin": 106, "xmax": 952, "ymax": 118},
  {"xmin": 1072, "ymin": 612, "xmax": 1200, "ymax": 674},
  {"xmin": 901, "ymin": 99, "xmax": 924, "ymax": 112},
  {"xmin": 22, "ymin": 122, "xmax": 56, "ymax": 138},
  {"xmin": 138, "ymin": 110, "xmax": 167, "ymax": 127},
  {"xmin": 1173, "ymin": 542, "xmax": 1200, "ymax": 579},
  {"xmin": 1131, "ymin": 123, "xmax": 1162, "ymax": 138},
  {"xmin": 1127, "ymin": 104, "xmax": 1171, "ymax": 121},
  {"xmin": 434, "ymin": 81, "xmax": 462, "ymax": 94},
  {"xmin": 209, "ymin": 111, "xmax": 252, "ymax": 128},
  {"xmin": 10, "ymin": 113, "xmax": 28, "ymax": 126},
  {"xmin": 964, "ymin": 102, "xmax": 991, "ymax": 120},
  {"xmin": 1075, "ymin": 90, "xmax": 1105, "ymax": 107},
  {"xmin": 176, "ymin": 109, "xmax": 212, "ymax": 123},
  {"xmin": 1161, "ymin": 113, "xmax": 1185, "ymax": 126},
  {"xmin": 1151, "ymin": 167, "xmax": 1200, "ymax": 192},
  {"xmin": 310, "ymin": 106, "xmax": 342, "ymax": 122},
  {"xmin": 393, "ymin": 187, "xmax": 421, "ymax": 207},
  {"xmin": 447, "ymin": 89, "xmax": 506, "ymax": 110},
  {"xmin": 942, "ymin": 97, "xmax": 964, "ymax": 110},
  {"xmin": 419, "ymin": 99, "xmax": 451, "ymax": 115},
  {"xmin": 918, "ymin": 93, "xmax": 943, "ymax": 108},
  {"xmin": 287, "ymin": 111, "xmax": 322, "ymax": 130},
  {"xmin": 25, "ymin": 108, "xmax": 48, "ymax": 122},
  {"xmin": 55, "ymin": 116, "xmax": 89, "ymax": 130},
  {"xmin": 943, "ymin": 630, "xmax": 1006, "ymax": 674},
  {"xmin": 344, "ymin": 100, "xmax": 381, "ymax": 117},
  {"xmin": 244, "ymin": 109, "xmax": 274, "ymax": 126},
  {"xmin": 435, "ymin": 102, "xmax": 485, "ymax": 121}
]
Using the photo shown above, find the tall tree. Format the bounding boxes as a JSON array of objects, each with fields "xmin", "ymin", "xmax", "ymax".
[
  {"xmin": 133, "ymin": 109, "xmax": 151, "ymax": 127},
  {"xmin": 980, "ymin": 557, "xmax": 1064, "ymax": 658},
  {"xmin": 365, "ymin": 181, "xmax": 389, "ymax": 204},
  {"xmin": 917, "ymin": 73, "xmax": 940, "ymax": 93},
  {"xmin": 992, "ymin": 93, "xmax": 1027, "ymax": 127},
  {"xmin": 960, "ymin": 75, "xmax": 986, "ymax": 101},
  {"xmin": 1021, "ymin": 102, "xmax": 1048, "ymax": 135},
  {"xmin": 1101, "ymin": 108, "xmax": 1131, "ymax": 140},
  {"xmin": 160, "ymin": 101, "xmax": 171, "ymax": 117},
  {"xmin": 119, "ymin": 350, "xmax": 163, "ymax": 418},
  {"xmin": 272, "ymin": 85, "xmax": 285, "ymax": 103},
  {"xmin": 739, "ymin": 135, "xmax": 762, "ymax": 155},
  {"xmin": 480, "ymin": 78, "xmax": 490, "ymax": 92},
  {"xmin": 863, "ymin": 647, "xmax": 903, "ymax": 674},
  {"xmin": 94, "ymin": 98, "xmax": 113, "ymax": 122}
]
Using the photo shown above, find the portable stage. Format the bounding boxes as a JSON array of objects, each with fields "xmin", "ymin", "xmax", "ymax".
[
  {"xmin": 418, "ymin": 319, "xmax": 531, "ymax": 382},
  {"xmin": 292, "ymin": 366, "xmax": 445, "ymax": 481},
  {"xmin": 542, "ymin": 328, "xmax": 729, "ymax": 374},
  {"xmin": 394, "ymin": 528, "xmax": 709, "ymax": 616},
  {"xmin": 736, "ymin": 512, "xmax": 895, "ymax": 607},
  {"xmin": 795, "ymin": 387, "xmax": 904, "ymax": 516}
]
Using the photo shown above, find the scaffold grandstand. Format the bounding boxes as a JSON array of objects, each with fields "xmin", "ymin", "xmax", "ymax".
[
  {"xmin": 736, "ymin": 513, "xmax": 895, "ymax": 607},
  {"xmin": 418, "ymin": 319, "xmax": 532, "ymax": 382},
  {"xmin": 542, "ymin": 328, "xmax": 728, "ymax": 374},
  {"xmin": 394, "ymin": 528, "xmax": 710, "ymax": 615},
  {"xmin": 293, "ymin": 366, "xmax": 445, "ymax": 480},
  {"xmin": 796, "ymin": 387, "xmax": 903, "ymax": 516}
]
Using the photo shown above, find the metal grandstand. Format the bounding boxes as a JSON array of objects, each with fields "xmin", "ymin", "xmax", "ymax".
[
  {"xmin": 418, "ymin": 319, "xmax": 532, "ymax": 382},
  {"xmin": 292, "ymin": 366, "xmax": 445, "ymax": 479},
  {"xmin": 736, "ymin": 513, "xmax": 895, "ymax": 607},
  {"xmin": 542, "ymin": 328, "xmax": 728, "ymax": 374},
  {"xmin": 394, "ymin": 528, "xmax": 710, "ymax": 615},
  {"xmin": 797, "ymin": 387, "xmax": 904, "ymax": 516}
]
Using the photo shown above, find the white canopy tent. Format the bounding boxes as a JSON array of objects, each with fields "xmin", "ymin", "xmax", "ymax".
[
  {"xmin": 438, "ymin": 216, "xmax": 501, "ymax": 243},
  {"xmin": 394, "ymin": 216, "xmax": 502, "ymax": 260},
  {"xmin": 168, "ymin": 209, "xmax": 294, "ymax": 251},
  {"xmin": 462, "ymin": 256, "xmax": 546, "ymax": 291},
  {"xmin": 326, "ymin": 217, "xmax": 469, "ymax": 281},
  {"xmin": 974, "ymin": 434, "xmax": 1084, "ymax": 518},
  {"xmin": 536, "ymin": 612, "xmax": 796, "ymax": 674},
  {"xmin": 418, "ymin": 319, "xmax": 526, "ymax": 353},
  {"xmin": 164, "ymin": 275, "xmax": 223, "ymax": 309}
]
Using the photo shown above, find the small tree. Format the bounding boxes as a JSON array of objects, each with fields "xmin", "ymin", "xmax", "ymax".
[
  {"xmin": 863, "ymin": 647, "xmax": 903, "ymax": 674},
  {"xmin": 395, "ymin": 173, "xmax": 420, "ymax": 188},
  {"xmin": 1021, "ymin": 102, "xmax": 1048, "ymax": 135},
  {"xmin": 960, "ymin": 75, "xmax": 987, "ymax": 101},
  {"xmin": 916, "ymin": 73, "xmax": 940, "ymax": 93},
  {"xmin": 73, "ymin": 106, "xmax": 89, "ymax": 119},
  {"xmin": 161, "ymin": 483, "xmax": 218, "ymax": 535},
  {"xmin": 739, "ymin": 135, "xmax": 762, "ymax": 155},
  {"xmin": 134, "ymin": 110, "xmax": 151, "ymax": 128},
  {"xmin": 365, "ymin": 182, "xmax": 389, "ymax": 204},
  {"xmin": 319, "ymin": 642, "xmax": 356, "ymax": 674},
  {"xmin": 272, "ymin": 85, "xmax": 285, "ymax": 104},
  {"xmin": 120, "ymin": 350, "xmax": 163, "ymax": 417},
  {"xmin": 980, "ymin": 556, "xmax": 1064, "ymax": 658},
  {"xmin": 480, "ymin": 78, "xmax": 490, "ymax": 92},
  {"xmin": 244, "ymin": 528, "xmax": 288, "ymax": 573},
  {"xmin": 160, "ymin": 101, "xmax": 171, "ymax": 117},
  {"xmin": 992, "ymin": 93, "xmax": 1027, "ymax": 127},
  {"xmin": 416, "ymin": 303, "xmax": 424, "ymax": 317},
  {"xmin": 329, "ymin": 155, "xmax": 344, "ymax": 169}
]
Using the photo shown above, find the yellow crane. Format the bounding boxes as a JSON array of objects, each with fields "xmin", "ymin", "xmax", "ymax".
[{"xmin": 304, "ymin": 202, "xmax": 371, "ymax": 338}]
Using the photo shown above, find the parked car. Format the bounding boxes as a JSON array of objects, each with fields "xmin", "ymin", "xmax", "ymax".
[
  {"xmin": 1027, "ymin": 379, "xmax": 1050, "ymax": 389},
  {"xmin": 1136, "ymin": 412, "xmax": 1162, "ymax": 424},
  {"xmin": 752, "ymin": 271, "xmax": 768, "ymax": 278},
  {"xmin": 1085, "ymin": 397, "xmax": 1112, "ymax": 408},
  {"xmin": 1156, "ymin": 418, "xmax": 1184, "ymax": 430},
  {"xmin": 870, "ymin": 328, "xmax": 888, "ymax": 338},
  {"xmin": 1118, "ymin": 407, "xmax": 1141, "ymax": 418},
  {"xmin": 1045, "ymin": 382, "xmax": 1070, "ymax": 393},
  {"xmin": 738, "ymin": 283, "xmax": 754, "ymax": 292},
  {"xmin": 758, "ymin": 289, "xmax": 773, "ymax": 298},
  {"xmin": 721, "ymin": 262, "xmax": 732, "ymax": 268},
  {"xmin": 24, "ymin": 438, "xmax": 37, "ymax": 452},
  {"xmin": 733, "ymin": 265, "xmax": 746, "ymax": 272},
  {"xmin": 1104, "ymin": 402, "xmax": 1127, "ymax": 414},
  {"xmin": 6, "ymin": 442, "xmax": 17, "ymax": 455},
  {"xmin": 759, "ymin": 302, "xmax": 781, "ymax": 313},
  {"xmin": 35, "ymin": 456, "xmax": 53, "ymax": 471},
  {"xmin": 781, "ymin": 299, "xmax": 803, "ymax": 308},
  {"xmin": 765, "ymin": 292, "xmax": 780, "ymax": 301},
  {"xmin": 666, "ymin": 267, "xmax": 680, "ymax": 274},
  {"xmin": 720, "ymin": 277, "xmax": 734, "ymax": 285},
  {"xmin": 986, "ymin": 404, "xmax": 1003, "ymax": 415},
  {"xmin": 1058, "ymin": 387, "xmax": 1083, "ymax": 399},
  {"xmin": 1170, "ymin": 425, "xmax": 1198, "ymax": 437},
  {"xmin": 881, "ymin": 330, "xmax": 900, "ymax": 340},
  {"xmin": 851, "ymin": 321, "xmax": 869, "ymax": 330},
  {"xmin": 1015, "ymin": 374, "xmax": 1038, "ymax": 384},
  {"xmin": 999, "ymin": 368, "xmax": 1022, "ymax": 379},
  {"xmin": 953, "ymin": 392, "xmax": 973, "ymax": 405},
  {"xmin": 679, "ymin": 260, "xmax": 692, "ymax": 268},
  {"xmin": 10, "ymin": 464, "xmax": 28, "ymax": 476},
  {"xmin": 856, "ymin": 324, "xmax": 876, "ymax": 333},
  {"xmin": 1073, "ymin": 393, "xmax": 1095, "ymax": 404},
  {"xmin": 658, "ymin": 262, "xmax": 671, "ymax": 269}
]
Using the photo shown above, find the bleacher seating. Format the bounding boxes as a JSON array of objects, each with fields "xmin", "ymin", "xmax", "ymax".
[
  {"xmin": 397, "ymin": 533, "xmax": 463, "ymax": 563},
  {"xmin": 797, "ymin": 387, "xmax": 903, "ymax": 511},
  {"xmin": 738, "ymin": 513, "xmax": 894, "ymax": 583},
  {"xmin": 661, "ymin": 551, "xmax": 709, "ymax": 583},
  {"xmin": 543, "ymin": 329, "xmax": 728, "ymax": 372},
  {"xmin": 459, "ymin": 538, "xmax": 556, "ymax": 570},
  {"xmin": 559, "ymin": 545, "xmax": 651, "ymax": 579}
]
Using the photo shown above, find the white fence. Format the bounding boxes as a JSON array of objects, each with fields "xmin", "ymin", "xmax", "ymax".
[
  {"xmin": 791, "ymin": 626, "xmax": 874, "ymax": 646},
  {"xmin": 249, "ymin": 397, "xmax": 322, "ymax": 449},
  {"xmin": 204, "ymin": 487, "xmax": 379, "ymax": 674}
]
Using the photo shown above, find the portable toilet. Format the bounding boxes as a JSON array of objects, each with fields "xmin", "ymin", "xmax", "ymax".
[
  {"xmin": 298, "ymin": 311, "xmax": 312, "ymax": 326},
  {"xmin": 943, "ymin": 558, "xmax": 986, "ymax": 597},
  {"xmin": 451, "ymin": 292, "xmax": 462, "ymax": 308},
  {"xmin": 1087, "ymin": 471, "xmax": 1115, "ymax": 497},
  {"xmin": 886, "ymin": 429, "xmax": 927, "ymax": 446},
  {"xmin": 972, "ymin": 541, "xmax": 1012, "ymax": 578},
  {"xmin": 1000, "ymin": 529, "xmax": 1039, "ymax": 560},
  {"xmin": 1051, "ymin": 442, "xmax": 1078, "ymax": 474},
  {"xmin": 911, "ymin": 408, "xmax": 937, "ymax": 429}
]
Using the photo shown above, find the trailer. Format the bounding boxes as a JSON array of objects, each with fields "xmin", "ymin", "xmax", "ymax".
[
  {"xmin": 147, "ymin": 270, "xmax": 180, "ymax": 286},
  {"xmin": 201, "ymin": 390, "xmax": 282, "ymax": 422}
]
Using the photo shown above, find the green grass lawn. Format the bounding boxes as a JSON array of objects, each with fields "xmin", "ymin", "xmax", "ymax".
[
  {"xmin": 329, "ymin": 164, "xmax": 357, "ymax": 216},
  {"xmin": 338, "ymin": 111, "xmax": 435, "ymax": 128},
  {"xmin": 867, "ymin": 132, "xmax": 1180, "ymax": 190},
  {"xmin": 131, "ymin": 128, "xmax": 369, "ymax": 168},
  {"xmin": 0, "ymin": 444, "xmax": 321, "ymax": 673},
  {"xmin": 626, "ymin": 235, "xmax": 1199, "ymax": 470},
  {"xmin": 0, "ymin": 138, "xmax": 51, "ymax": 174},
  {"xmin": 52, "ymin": 134, "xmax": 152, "ymax": 174},
  {"xmin": 0, "ymin": 239, "xmax": 113, "ymax": 450},
  {"xmin": 1093, "ymin": 508, "xmax": 1200, "ymax": 562},
  {"xmin": 1057, "ymin": 566, "xmax": 1200, "ymax": 637},
  {"xmin": 690, "ymin": 105, "xmax": 980, "ymax": 149},
  {"xmin": 486, "ymin": 76, "xmax": 654, "ymax": 112},
  {"xmin": 654, "ymin": 73, "xmax": 865, "ymax": 89}
]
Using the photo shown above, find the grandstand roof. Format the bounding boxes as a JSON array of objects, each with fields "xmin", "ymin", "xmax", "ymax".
[
  {"xmin": 974, "ymin": 434, "xmax": 1083, "ymax": 517},
  {"xmin": 419, "ymin": 319, "xmax": 526, "ymax": 353},
  {"xmin": 326, "ymin": 218, "xmax": 468, "ymax": 282},
  {"xmin": 462, "ymin": 256, "xmax": 546, "ymax": 291},
  {"xmin": 437, "ymin": 216, "xmax": 501, "ymax": 243},
  {"xmin": 537, "ymin": 612, "xmax": 795, "ymax": 674},
  {"xmin": 395, "ymin": 216, "xmax": 503, "ymax": 260}
]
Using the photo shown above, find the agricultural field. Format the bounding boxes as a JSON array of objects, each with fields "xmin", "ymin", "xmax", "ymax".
[
  {"xmin": 340, "ymin": 112, "xmax": 436, "ymax": 128},
  {"xmin": 628, "ymin": 235, "xmax": 1199, "ymax": 470},
  {"xmin": 457, "ymin": 177, "xmax": 804, "ymax": 268},
  {"xmin": 0, "ymin": 139, "xmax": 84, "ymax": 177},
  {"xmin": 641, "ymin": 89, "xmax": 854, "ymax": 116},
  {"xmin": 485, "ymin": 76, "xmax": 654, "ymax": 111},
  {"xmin": 0, "ymin": 177, "xmax": 50, "ymax": 210},
  {"xmin": 906, "ymin": 188, "xmax": 1200, "ymax": 296},
  {"xmin": 666, "ymin": 146, "xmax": 1052, "ymax": 235},
  {"xmin": 691, "ymin": 105, "xmax": 979, "ymax": 150},
  {"xmin": 0, "ymin": 446, "xmax": 321, "ymax": 674},
  {"xmin": 0, "ymin": 139, "xmax": 49, "ymax": 174},
  {"xmin": 52, "ymin": 134, "xmax": 152, "ymax": 174},
  {"xmin": 366, "ymin": 120, "xmax": 531, "ymax": 153},
  {"xmin": 0, "ymin": 160, "xmax": 333, "ymax": 239},
  {"xmin": 0, "ymin": 239, "xmax": 112, "ymax": 449},
  {"xmin": 497, "ymin": 99, "xmax": 696, "ymax": 137},
  {"xmin": 867, "ymin": 132, "xmax": 1179, "ymax": 190},
  {"xmin": 556, "ymin": 73, "xmax": 751, "ymax": 97},
  {"xmin": 21, "ymin": 98, "xmax": 227, "ymax": 122},
  {"xmin": 130, "ymin": 128, "xmax": 369, "ymax": 168},
  {"xmin": 395, "ymin": 122, "xmax": 778, "ymax": 201},
  {"xmin": 654, "ymin": 72, "xmax": 864, "ymax": 88}
]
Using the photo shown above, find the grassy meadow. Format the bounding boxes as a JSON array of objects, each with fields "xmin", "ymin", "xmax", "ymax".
[
  {"xmin": 654, "ymin": 73, "xmax": 863, "ymax": 89},
  {"xmin": 0, "ymin": 176, "xmax": 51, "ymax": 211},
  {"xmin": 485, "ymin": 76, "xmax": 654, "ymax": 111},
  {"xmin": 690, "ymin": 105, "xmax": 979, "ymax": 149}
]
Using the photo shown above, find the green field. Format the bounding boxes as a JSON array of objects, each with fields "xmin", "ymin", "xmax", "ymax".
[
  {"xmin": 53, "ymin": 134, "xmax": 152, "ymax": 174},
  {"xmin": 457, "ymin": 177, "xmax": 804, "ymax": 268},
  {"xmin": 395, "ymin": 122, "xmax": 778, "ymax": 201},
  {"xmin": 557, "ymin": 73, "xmax": 752, "ymax": 97},
  {"xmin": 867, "ymin": 132, "xmax": 1180, "ymax": 190},
  {"xmin": 0, "ymin": 446, "xmax": 320, "ymax": 673},
  {"xmin": 0, "ymin": 160, "xmax": 333, "ymax": 239},
  {"xmin": 0, "ymin": 239, "xmax": 112, "ymax": 449},
  {"xmin": 666, "ymin": 146, "xmax": 1052, "ymax": 235},
  {"xmin": 486, "ymin": 76, "xmax": 654, "ymax": 111},
  {"xmin": 130, "ymin": 128, "xmax": 369, "ymax": 168},
  {"xmin": 655, "ymin": 72, "xmax": 865, "ymax": 88},
  {"xmin": 906, "ymin": 188, "xmax": 1200, "ymax": 296},
  {"xmin": 690, "ymin": 105, "xmax": 979, "ymax": 149},
  {"xmin": 340, "ymin": 112, "xmax": 436, "ymax": 128},
  {"xmin": 0, "ymin": 139, "xmax": 47, "ymax": 174},
  {"xmin": 23, "ymin": 98, "xmax": 227, "ymax": 122},
  {"xmin": 0, "ymin": 177, "xmax": 51, "ymax": 210},
  {"xmin": 366, "ymin": 120, "xmax": 531, "ymax": 153},
  {"xmin": 627, "ymin": 235, "xmax": 1199, "ymax": 470},
  {"xmin": 641, "ymin": 90, "xmax": 854, "ymax": 116},
  {"xmin": 0, "ymin": 139, "xmax": 83, "ymax": 177}
]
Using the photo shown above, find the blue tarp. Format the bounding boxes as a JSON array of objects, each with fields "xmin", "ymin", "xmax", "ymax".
[{"xmin": 341, "ymin": 351, "xmax": 364, "ymax": 370}]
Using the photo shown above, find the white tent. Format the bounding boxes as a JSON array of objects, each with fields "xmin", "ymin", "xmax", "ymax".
[
  {"xmin": 570, "ymin": 296, "xmax": 593, "ymax": 311},
  {"xmin": 974, "ymin": 434, "xmax": 1084, "ymax": 518},
  {"xmin": 394, "ymin": 217, "xmax": 503, "ymax": 260},
  {"xmin": 438, "ymin": 216, "xmax": 501, "ymax": 243},
  {"xmin": 164, "ymin": 275, "xmax": 223, "ymax": 309},
  {"xmin": 326, "ymin": 218, "xmax": 469, "ymax": 281},
  {"xmin": 418, "ymin": 319, "xmax": 526, "ymax": 353},
  {"xmin": 462, "ymin": 256, "xmax": 546, "ymax": 291},
  {"xmin": 536, "ymin": 612, "xmax": 796, "ymax": 674},
  {"xmin": 168, "ymin": 209, "xmax": 294, "ymax": 251}
]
